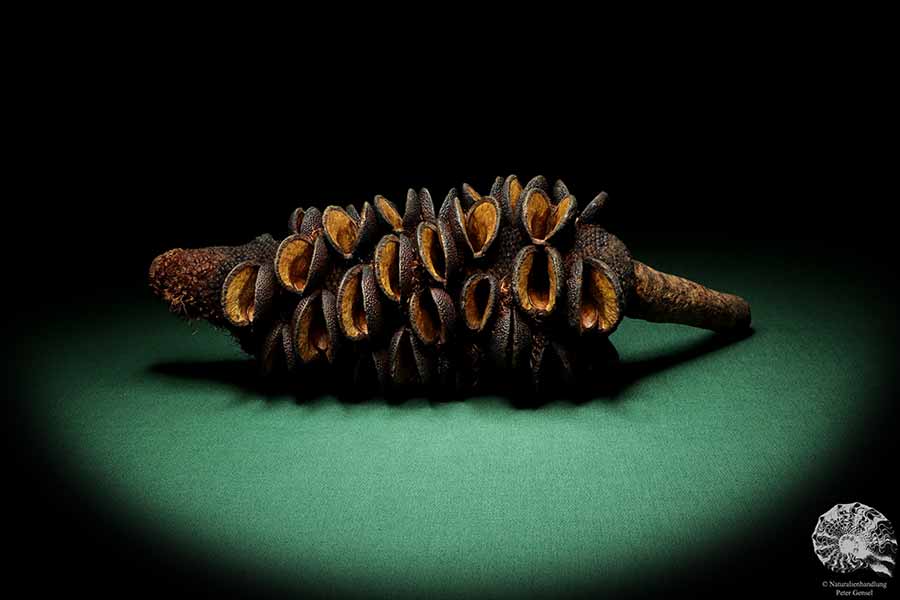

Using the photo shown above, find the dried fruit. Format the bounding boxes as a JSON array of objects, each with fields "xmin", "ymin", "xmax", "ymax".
[
  {"xmin": 521, "ymin": 187, "xmax": 576, "ymax": 245},
  {"xmin": 416, "ymin": 220, "xmax": 457, "ymax": 284},
  {"xmin": 461, "ymin": 273, "xmax": 497, "ymax": 333},
  {"xmin": 373, "ymin": 233, "xmax": 414, "ymax": 302},
  {"xmin": 150, "ymin": 175, "xmax": 752, "ymax": 394},
  {"xmin": 322, "ymin": 203, "xmax": 377, "ymax": 259},
  {"xmin": 462, "ymin": 197, "xmax": 500, "ymax": 258},
  {"xmin": 292, "ymin": 289, "xmax": 339, "ymax": 364},
  {"xmin": 336, "ymin": 263, "xmax": 382, "ymax": 342},
  {"xmin": 513, "ymin": 244, "xmax": 563, "ymax": 318}
]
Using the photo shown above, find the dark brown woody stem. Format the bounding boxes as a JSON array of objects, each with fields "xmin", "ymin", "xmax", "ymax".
[{"xmin": 626, "ymin": 261, "xmax": 751, "ymax": 333}]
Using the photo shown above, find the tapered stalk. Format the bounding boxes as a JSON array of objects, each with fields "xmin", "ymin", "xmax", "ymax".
[{"xmin": 626, "ymin": 261, "xmax": 751, "ymax": 332}]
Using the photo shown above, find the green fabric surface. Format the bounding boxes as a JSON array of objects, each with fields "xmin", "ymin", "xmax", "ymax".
[{"xmin": 21, "ymin": 245, "xmax": 895, "ymax": 597}]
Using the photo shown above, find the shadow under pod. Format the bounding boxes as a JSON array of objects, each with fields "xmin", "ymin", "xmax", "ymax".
[
  {"xmin": 532, "ymin": 326, "xmax": 757, "ymax": 407},
  {"xmin": 148, "ymin": 328, "xmax": 755, "ymax": 408}
]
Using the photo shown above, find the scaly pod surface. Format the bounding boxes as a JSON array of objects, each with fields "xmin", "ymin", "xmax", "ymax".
[{"xmin": 149, "ymin": 175, "xmax": 752, "ymax": 394}]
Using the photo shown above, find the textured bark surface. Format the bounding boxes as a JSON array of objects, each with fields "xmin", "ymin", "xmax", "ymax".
[
  {"xmin": 627, "ymin": 261, "xmax": 751, "ymax": 332},
  {"xmin": 148, "ymin": 234, "xmax": 278, "ymax": 325}
]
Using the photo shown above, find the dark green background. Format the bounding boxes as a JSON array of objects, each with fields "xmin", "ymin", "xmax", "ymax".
[{"xmin": 15, "ymin": 235, "xmax": 897, "ymax": 598}]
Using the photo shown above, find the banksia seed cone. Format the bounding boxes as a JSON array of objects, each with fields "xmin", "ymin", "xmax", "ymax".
[{"xmin": 149, "ymin": 175, "xmax": 751, "ymax": 394}]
